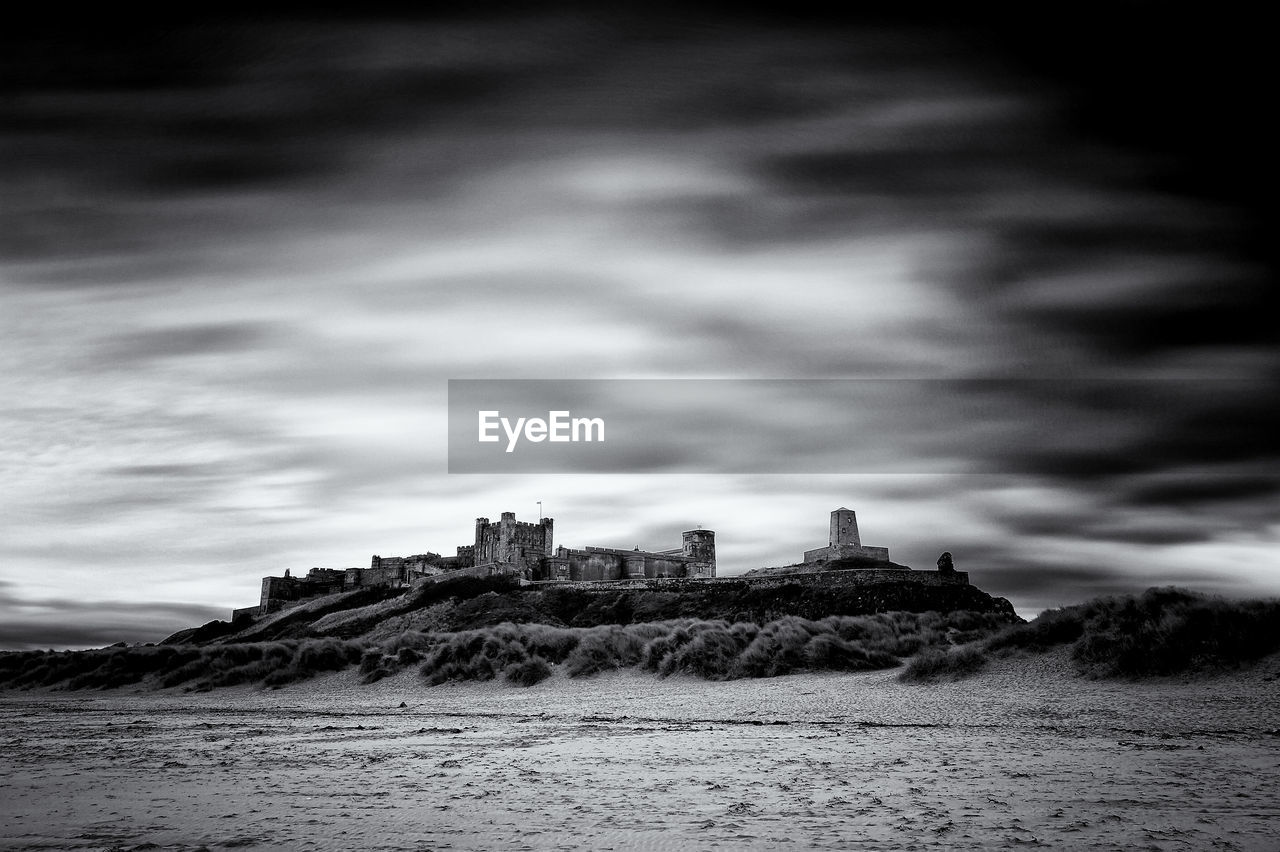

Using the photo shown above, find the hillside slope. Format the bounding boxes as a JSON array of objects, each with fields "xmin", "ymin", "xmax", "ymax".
[{"xmin": 170, "ymin": 572, "xmax": 1019, "ymax": 646}]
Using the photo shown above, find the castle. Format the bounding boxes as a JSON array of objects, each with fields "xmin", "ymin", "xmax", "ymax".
[
  {"xmin": 233, "ymin": 506, "xmax": 962, "ymax": 622},
  {"xmin": 234, "ymin": 512, "xmax": 715, "ymax": 620},
  {"xmin": 449, "ymin": 512, "xmax": 716, "ymax": 583}
]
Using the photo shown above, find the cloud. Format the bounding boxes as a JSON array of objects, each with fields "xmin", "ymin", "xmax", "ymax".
[
  {"xmin": 0, "ymin": 9, "xmax": 1275, "ymax": 647},
  {"xmin": 110, "ymin": 463, "xmax": 228, "ymax": 478},
  {"xmin": 1123, "ymin": 474, "xmax": 1280, "ymax": 509},
  {"xmin": 94, "ymin": 322, "xmax": 282, "ymax": 365},
  {"xmin": 0, "ymin": 583, "xmax": 227, "ymax": 651}
]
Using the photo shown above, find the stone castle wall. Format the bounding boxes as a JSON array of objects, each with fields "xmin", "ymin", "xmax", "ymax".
[
  {"xmin": 802, "ymin": 544, "xmax": 891, "ymax": 562},
  {"xmin": 240, "ymin": 562, "xmax": 967, "ymax": 621},
  {"xmin": 543, "ymin": 545, "xmax": 711, "ymax": 582},
  {"xmin": 526, "ymin": 568, "xmax": 969, "ymax": 593}
]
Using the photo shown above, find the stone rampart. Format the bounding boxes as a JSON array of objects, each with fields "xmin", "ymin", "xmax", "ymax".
[
  {"xmin": 803, "ymin": 545, "xmax": 891, "ymax": 563},
  {"xmin": 526, "ymin": 568, "xmax": 969, "ymax": 593},
  {"xmin": 411, "ymin": 561, "xmax": 522, "ymax": 586}
]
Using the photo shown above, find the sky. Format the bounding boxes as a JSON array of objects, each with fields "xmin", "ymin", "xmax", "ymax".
[{"xmin": 2, "ymin": 7, "xmax": 1275, "ymax": 649}]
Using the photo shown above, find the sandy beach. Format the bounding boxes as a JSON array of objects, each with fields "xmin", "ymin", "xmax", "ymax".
[{"xmin": 2, "ymin": 649, "xmax": 1278, "ymax": 851}]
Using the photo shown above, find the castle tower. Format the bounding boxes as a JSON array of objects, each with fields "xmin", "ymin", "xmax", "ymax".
[
  {"xmin": 830, "ymin": 508, "xmax": 860, "ymax": 548},
  {"xmin": 682, "ymin": 528, "xmax": 716, "ymax": 576},
  {"xmin": 474, "ymin": 517, "xmax": 491, "ymax": 562},
  {"xmin": 539, "ymin": 516, "xmax": 554, "ymax": 555},
  {"xmin": 804, "ymin": 506, "xmax": 890, "ymax": 564},
  {"xmin": 498, "ymin": 511, "xmax": 516, "ymax": 563}
]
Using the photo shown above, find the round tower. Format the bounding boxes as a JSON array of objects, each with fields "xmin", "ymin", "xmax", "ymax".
[{"xmin": 682, "ymin": 528, "xmax": 716, "ymax": 576}]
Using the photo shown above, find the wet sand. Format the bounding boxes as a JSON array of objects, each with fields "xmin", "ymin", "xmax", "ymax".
[{"xmin": 2, "ymin": 649, "xmax": 1278, "ymax": 851}]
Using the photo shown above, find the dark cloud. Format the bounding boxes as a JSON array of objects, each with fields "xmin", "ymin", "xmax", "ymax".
[
  {"xmin": 1011, "ymin": 276, "xmax": 1279, "ymax": 359},
  {"xmin": 0, "ymin": 586, "xmax": 227, "ymax": 651},
  {"xmin": 137, "ymin": 147, "xmax": 339, "ymax": 194},
  {"xmin": 1124, "ymin": 475, "xmax": 1280, "ymax": 510},
  {"xmin": 995, "ymin": 513, "xmax": 1214, "ymax": 548},
  {"xmin": 994, "ymin": 381, "xmax": 1280, "ymax": 504},
  {"xmin": 760, "ymin": 145, "xmax": 1016, "ymax": 206},
  {"xmin": 948, "ymin": 546, "xmax": 1243, "ymax": 617},
  {"xmin": 1143, "ymin": 393, "xmax": 1280, "ymax": 468},
  {"xmin": 96, "ymin": 322, "xmax": 281, "ymax": 364},
  {"xmin": 0, "ymin": 205, "xmax": 149, "ymax": 265},
  {"xmin": 976, "ymin": 561, "xmax": 1139, "ymax": 599},
  {"xmin": 0, "ymin": 200, "xmax": 289, "ymax": 288}
]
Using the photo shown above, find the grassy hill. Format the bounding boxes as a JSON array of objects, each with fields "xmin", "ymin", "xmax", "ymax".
[
  {"xmin": 4, "ymin": 577, "xmax": 1272, "ymax": 694},
  {"xmin": 173, "ymin": 571, "xmax": 1018, "ymax": 645}
]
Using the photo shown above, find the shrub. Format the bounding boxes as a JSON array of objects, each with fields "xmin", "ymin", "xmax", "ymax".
[
  {"xmin": 657, "ymin": 627, "xmax": 745, "ymax": 679},
  {"xmin": 981, "ymin": 587, "xmax": 1280, "ymax": 678},
  {"xmin": 641, "ymin": 625, "xmax": 693, "ymax": 672},
  {"xmin": 899, "ymin": 646, "xmax": 988, "ymax": 682},
  {"xmin": 731, "ymin": 617, "xmax": 823, "ymax": 678},
  {"xmin": 518, "ymin": 624, "xmax": 580, "ymax": 663},
  {"xmin": 1068, "ymin": 588, "xmax": 1280, "ymax": 677},
  {"xmin": 803, "ymin": 634, "xmax": 900, "ymax": 672},
  {"xmin": 985, "ymin": 607, "xmax": 1085, "ymax": 654},
  {"xmin": 504, "ymin": 656, "xmax": 553, "ymax": 686},
  {"xmin": 420, "ymin": 630, "xmax": 515, "ymax": 685},
  {"xmin": 563, "ymin": 626, "xmax": 647, "ymax": 678}
]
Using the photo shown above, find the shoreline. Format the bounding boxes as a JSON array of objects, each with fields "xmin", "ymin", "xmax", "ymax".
[
  {"xmin": 6, "ymin": 646, "xmax": 1278, "ymax": 730},
  {"xmin": 4, "ymin": 649, "xmax": 1279, "ymax": 851}
]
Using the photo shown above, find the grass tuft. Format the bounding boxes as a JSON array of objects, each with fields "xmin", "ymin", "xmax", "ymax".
[
  {"xmin": 899, "ymin": 646, "xmax": 988, "ymax": 682},
  {"xmin": 984, "ymin": 587, "xmax": 1280, "ymax": 677}
]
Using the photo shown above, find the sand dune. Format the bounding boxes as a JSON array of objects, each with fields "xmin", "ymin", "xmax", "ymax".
[{"xmin": 2, "ymin": 650, "xmax": 1278, "ymax": 850}]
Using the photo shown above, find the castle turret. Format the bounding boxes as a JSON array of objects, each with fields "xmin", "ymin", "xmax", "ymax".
[
  {"xmin": 682, "ymin": 528, "xmax": 716, "ymax": 577},
  {"xmin": 804, "ymin": 507, "xmax": 890, "ymax": 563},
  {"xmin": 830, "ymin": 508, "xmax": 860, "ymax": 548},
  {"xmin": 474, "ymin": 517, "xmax": 491, "ymax": 562},
  {"xmin": 499, "ymin": 511, "xmax": 516, "ymax": 562},
  {"xmin": 540, "ymin": 516, "xmax": 554, "ymax": 555}
]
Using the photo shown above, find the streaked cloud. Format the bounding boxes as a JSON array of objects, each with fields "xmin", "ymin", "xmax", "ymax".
[{"xmin": 0, "ymin": 9, "xmax": 1274, "ymax": 647}]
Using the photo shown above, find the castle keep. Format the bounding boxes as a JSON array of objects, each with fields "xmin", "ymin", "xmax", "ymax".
[
  {"xmin": 473, "ymin": 513, "xmax": 555, "ymax": 570},
  {"xmin": 802, "ymin": 508, "xmax": 891, "ymax": 563}
]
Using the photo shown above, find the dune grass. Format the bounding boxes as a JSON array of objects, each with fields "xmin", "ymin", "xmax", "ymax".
[
  {"xmin": 406, "ymin": 610, "xmax": 1001, "ymax": 686},
  {"xmin": 898, "ymin": 646, "xmax": 988, "ymax": 682},
  {"xmin": 0, "ymin": 638, "xmax": 367, "ymax": 692},
  {"xmin": 4, "ymin": 588, "xmax": 1270, "ymax": 691},
  {"xmin": 985, "ymin": 587, "xmax": 1280, "ymax": 677},
  {"xmin": 0, "ymin": 610, "xmax": 1002, "ymax": 691}
]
